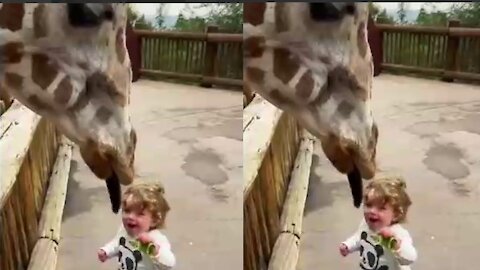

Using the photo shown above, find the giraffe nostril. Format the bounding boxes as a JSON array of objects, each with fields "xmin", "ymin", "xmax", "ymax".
[
  {"xmin": 345, "ymin": 4, "xmax": 356, "ymax": 15},
  {"xmin": 104, "ymin": 10, "xmax": 114, "ymax": 20}
]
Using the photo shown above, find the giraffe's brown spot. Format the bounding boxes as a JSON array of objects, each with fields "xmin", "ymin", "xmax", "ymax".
[
  {"xmin": 32, "ymin": 53, "xmax": 58, "ymax": 90},
  {"xmin": 357, "ymin": 22, "xmax": 367, "ymax": 58},
  {"xmin": 87, "ymin": 72, "xmax": 126, "ymax": 107},
  {"xmin": 4, "ymin": 73, "xmax": 23, "ymax": 89},
  {"xmin": 319, "ymin": 56, "xmax": 331, "ymax": 65},
  {"xmin": 337, "ymin": 101, "xmax": 354, "ymax": 118},
  {"xmin": 27, "ymin": 95, "xmax": 47, "ymax": 111},
  {"xmin": 296, "ymin": 70, "xmax": 314, "ymax": 99},
  {"xmin": 71, "ymin": 86, "xmax": 90, "ymax": 112},
  {"xmin": 116, "ymin": 28, "xmax": 126, "ymax": 63},
  {"xmin": 275, "ymin": 3, "xmax": 288, "ymax": 32},
  {"xmin": 329, "ymin": 66, "xmax": 368, "ymax": 101},
  {"xmin": 246, "ymin": 67, "xmax": 265, "ymax": 85},
  {"xmin": 0, "ymin": 42, "xmax": 24, "ymax": 64},
  {"xmin": 311, "ymin": 80, "xmax": 332, "ymax": 106},
  {"xmin": 0, "ymin": 4, "xmax": 25, "ymax": 31},
  {"xmin": 78, "ymin": 61, "xmax": 89, "ymax": 70},
  {"xmin": 95, "ymin": 106, "xmax": 113, "ymax": 124},
  {"xmin": 244, "ymin": 3, "xmax": 266, "ymax": 25},
  {"xmin": 33, "ymin": 4, "xmax": 47, "ymax": 38},
  {"xmin": 273, "ymin": 48, "xmax": 300, "ymax": 85},
  {"xmin": 269, "ymin": 89, "xmax": 289, "ymax": 106},
  {"xmin": 54, "ymin": 76, "xmax": 73, "ymax": 105},
  {"xmin": 244, "ymin": 36, "xmax": 265, "ymax": 58}
]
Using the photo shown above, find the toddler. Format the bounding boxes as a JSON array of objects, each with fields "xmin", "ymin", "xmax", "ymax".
[
  {"xmin": 98, "ymin": 183, "xmax": 176, "ymax": 269},
  {"xmin": 339, "ymin": 176, "xmax": 417, "ymax": 270}
]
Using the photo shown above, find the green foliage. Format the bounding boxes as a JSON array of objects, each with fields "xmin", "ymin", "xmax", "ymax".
[
  {"xmin": 155, "ymin": 4, "xmax": 168, "ymax": 29},
  {"xmin": 415, "ymin": 6, "xmax": 448, "ymax": 26},
  {"xmin": 202, "ymin": 3, "xmax": 243, "ymax": 33},
  {"xmin": 174, "ymin": 13, "xmax": 207, "ymax": 32},
  {"xmin": 397, "ymin": 2, "xmax": 408, "ymax": 24},
  {"xmin": 449, "ymin": 3, "xmax": 480, "ymax": 27}
]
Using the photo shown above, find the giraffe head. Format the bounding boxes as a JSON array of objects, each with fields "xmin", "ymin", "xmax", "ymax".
[
  {"xmin": 244, "ymin": 3, "xmax": 378, "ymax": 207},
  {"xmin": 0, "ymin": 3, "xmax": 136, "ymax": 212}
]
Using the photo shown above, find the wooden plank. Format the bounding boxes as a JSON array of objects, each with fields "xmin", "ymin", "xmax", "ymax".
[
  {"xmin": 267, "ymin": 130, "xmax": 314, "ymax": 270},
  {"xmin": 267, "ymin": 233, "xmax": 300, "ymax": 270},
  {"xmin": 243, "ymin": 95, "xmax": 283, "ymax": 198},
  {"xmin": 37, "ymin": 136, "xmax": 73, "ymax": 242},
  {"xmin": 278, "ymin": 131, "xmax": 314, "ymax": 237},
  {"xmin": 0, "ymin": 101, "xmax": 42, "ymax": 209},
  {"xmin": 26, "ymin": 238, "xmax": 57, "ymax": 270}
]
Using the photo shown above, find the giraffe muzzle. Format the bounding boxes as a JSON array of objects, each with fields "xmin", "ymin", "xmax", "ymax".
[{"xmin": 67, "ymin": 4, "xmax": 114, "ymax": 28}]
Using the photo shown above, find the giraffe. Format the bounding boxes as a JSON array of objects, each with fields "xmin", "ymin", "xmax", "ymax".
[
  {"xmin": 244, "ymin": 3, "xmax": 378, "ymax": 208},
  {"xmin": 0, "ymin": 3, "xmax": 137, "ymax": 213}
]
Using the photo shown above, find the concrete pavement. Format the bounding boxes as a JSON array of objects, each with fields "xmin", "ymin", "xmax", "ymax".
[
  {"xmin": 299, "ymin": 74, "xmax": 480, "ymax": 269},
  {"xmin": 57, "ymin": 80, "xmax": 242, "ymax": 270}
]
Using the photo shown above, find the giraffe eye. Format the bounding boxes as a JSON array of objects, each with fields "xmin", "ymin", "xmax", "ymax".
[{"xmin": 309, "ymin": 3, "xmax": 341, "ymax": 21}]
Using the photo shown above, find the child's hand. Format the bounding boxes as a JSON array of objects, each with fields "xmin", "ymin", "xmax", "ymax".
[
  {"xmin": 339, "ymin": 244, "xmax": 349, "ymax": 257},
  {"xmin": 97, "ymin": 249, "xmax": 108, "ymax": 262},
  {"xmin": 138, "ymin": 232, "xmax": 153, "ymax": 244},
  {"xmin": 137, "ymin": 232, "xmax": 160, "ymax": 255},
  {"xmin": 379, "ymin": 228, "xmax": 401, "ymax": 250}
]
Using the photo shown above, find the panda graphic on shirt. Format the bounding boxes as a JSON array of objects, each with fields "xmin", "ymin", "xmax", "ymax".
[
  {"xmin": 118, "ymin": 237, "xmax": 143, "ymax": 270},
  {"xmin": 359, "ymin": 231, "xmax": 389, "ymax": 270}
]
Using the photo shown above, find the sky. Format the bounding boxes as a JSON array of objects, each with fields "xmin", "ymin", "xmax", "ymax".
[
  {"xmin": 131, "ymin": 3, "xmax": 210, "ymax": 18},
  {"xmin": 131, "ymin": 3, "xmax": 457, "ymax": 18}
]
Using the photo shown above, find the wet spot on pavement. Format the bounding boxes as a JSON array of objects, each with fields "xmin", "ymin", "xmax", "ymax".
[
  {"xmin": 182, "ymin": 148, "xmax": 228, "ymax": 186},
  {"xmin": 423, "ymin": 142, "xmax": 470, "ymax": 181}
]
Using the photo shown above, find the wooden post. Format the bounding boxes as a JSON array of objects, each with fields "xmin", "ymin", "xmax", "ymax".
[
  {"xmin": 200, "ymin": 25, "xmax": 219, "ymax": 88},
  {"xmin": 442, "ymin": 20, "xmax": 460, "ymax": 82},
  {"xmin": 126, "ymin": 21, "xmax": 142, "ymax": 82},
  {"xmin": 367, "ymin": 15, "xmax": 383, "ymax": 76}
]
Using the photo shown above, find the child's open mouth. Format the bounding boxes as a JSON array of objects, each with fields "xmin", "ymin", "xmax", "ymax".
[
  {"xmin": 126, "ymin": 222, "xmax": 138, "ymax": 230},
  {"xmin": 367, "ymin": 216, "xmax": 380, "ymax": 224}
]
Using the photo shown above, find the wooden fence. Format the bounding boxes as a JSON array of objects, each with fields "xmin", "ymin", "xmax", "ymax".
[
  {"xmin": 370, "ymin": 20, "xmax": 480, "ymax": 82},
  {"xmin": 127, "ymin": 25, "xmax": 243, "ymax": 88},
  {"xmin": 244, "ymin": 96, "xmax": 314, "ymax": 270},
  {"xmin": 0, "ymin": 102, "xmax": 72, "ymax": 270}
]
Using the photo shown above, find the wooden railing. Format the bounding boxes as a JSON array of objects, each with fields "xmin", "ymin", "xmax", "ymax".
[
  {"xmin": 128, "ymin": 25, "xmax": 243, "ymax": 88},
  {"xmin": 243, "ymin": 97, "xmax": 301, "ymax": 270},
  {"xmin": 372, "ymin": 21, "xmax": 480, "ymax": 82},
  {"xmin": 0, "ymin": 102, "xmax": 72, "ymax": 270}
]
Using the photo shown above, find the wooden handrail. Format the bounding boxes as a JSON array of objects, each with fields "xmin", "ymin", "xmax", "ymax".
[{"xmin": 134, "ymin": 29, "xmax": 242, "ymax": 42}]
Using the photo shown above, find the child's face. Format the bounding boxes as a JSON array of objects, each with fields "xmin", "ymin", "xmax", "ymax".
[
  {"xmin": 122, "ymin": 198, "xmax": 156, "ymax": 237},
  {"xmin": 363, "ymin": 191, "xmax": 396, "ymax": 232}
]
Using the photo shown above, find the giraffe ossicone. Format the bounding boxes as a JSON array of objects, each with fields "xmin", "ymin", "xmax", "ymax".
[
  {"xmin": 244, "ymin": 3, "xmax": 379, "ymax": 207},
  {"xmin": 0, "ymin": 3, "xmax": 137, "ymax": 213}
]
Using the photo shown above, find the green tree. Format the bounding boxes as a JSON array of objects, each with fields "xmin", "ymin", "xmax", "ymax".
[
  {"xmin": 449, "ymin": 2, "xmax": 480, "ymax": 27},
  {"xmin": 397, "ymin": 2, "xmax": 408, "ymax": 24},
  {"xmin": 376, "ymin": 8, "xmax": 395, "ymax": 24},
  {"xmin": 415, "ymin": 4, "xmax": 448, "ymax": 26},
  {"xmin": 155, "ymin": 4, "xmax": 168, "ymax": 29},
  {"xmin": 201, "ymin": 3, "xmax": 243, "ymax": 33},
  {"xmin": 174, "ymin": 13, "xmax": 207, "ymax": 32}
]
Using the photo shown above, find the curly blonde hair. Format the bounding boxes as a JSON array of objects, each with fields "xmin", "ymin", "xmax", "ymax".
[
  {"xmin": 364, "ymin": 176, "xmax": 412, "ymax": 224},
  {"xmin": 122, "ymin": 182, "xmax": 170, "ymax": 229}
]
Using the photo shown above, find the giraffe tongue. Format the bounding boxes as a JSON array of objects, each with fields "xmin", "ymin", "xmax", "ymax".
[
  {"xmin": 347, "ymin": 165, "xmax": 363, "ymax": 208},
  {"xmin": 106, "ymin": 172, "xmax": 121, "ymax": 213}
]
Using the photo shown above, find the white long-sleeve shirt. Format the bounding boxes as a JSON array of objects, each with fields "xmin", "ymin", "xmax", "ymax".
[
  {"xmin": 342, "ymin": 219, "xmax": 417, "ymax": 270},
  {"xmin": 101, "ymin": 226, "xmax": 176, "ymax": 270}
]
